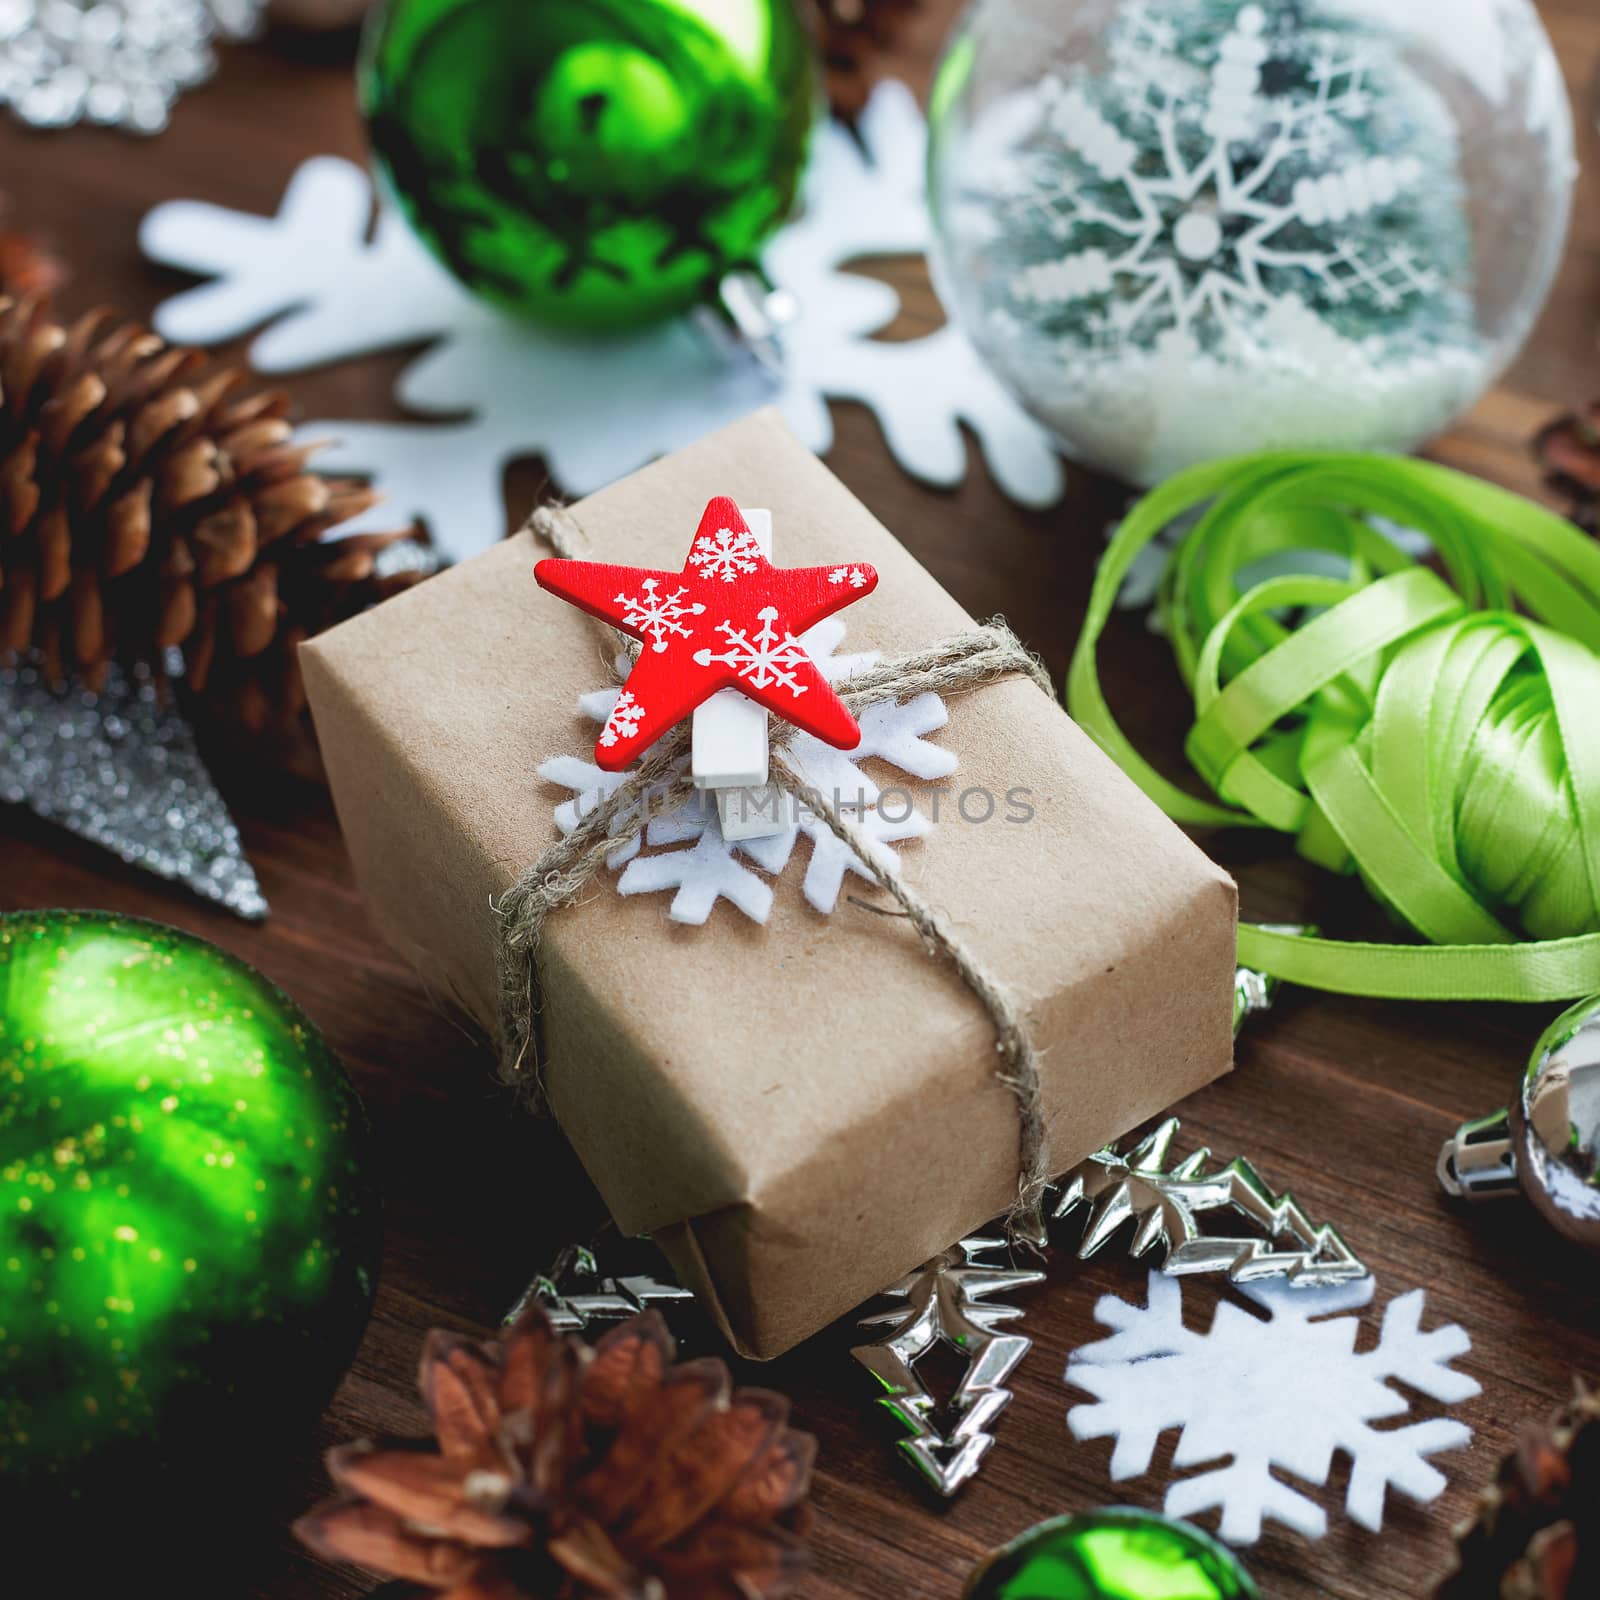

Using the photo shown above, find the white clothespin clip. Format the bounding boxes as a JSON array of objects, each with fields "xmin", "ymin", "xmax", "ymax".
[{"xmin": 690, "ymin": 507, "xmax": 788, "ymax": 841}]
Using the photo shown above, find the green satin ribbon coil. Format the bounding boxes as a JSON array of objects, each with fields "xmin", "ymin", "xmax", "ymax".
[{"xmin": 1068, "ymin": 452, "xmax": 1600, "ymax": 1003}]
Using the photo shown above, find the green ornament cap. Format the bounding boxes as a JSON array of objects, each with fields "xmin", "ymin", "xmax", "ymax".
[{"xmin": 965, "ymin": 1510, "xmax": 1259, "ymax": 1600}]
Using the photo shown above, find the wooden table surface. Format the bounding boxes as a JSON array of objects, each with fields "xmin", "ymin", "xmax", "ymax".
[{"xmin": 4, "ymin": 4, "xmax": 1599, "ymax": 1596}]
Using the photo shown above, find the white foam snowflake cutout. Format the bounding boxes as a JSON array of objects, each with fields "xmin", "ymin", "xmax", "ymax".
[
  {"xmin": 139, "ymin": 82, "xmax": 1063, "ymax": 564},
  {"xmin": 1066, "ymin": 1271, "xmax": 1479, "ymax": 1545},
  {"xmin": 1001, "ymin": 2, "xmax": 1441, "ymax": 355},
  {"xmin": 540, "ymin": 618, "xmax": 957, "ymax": 926}
]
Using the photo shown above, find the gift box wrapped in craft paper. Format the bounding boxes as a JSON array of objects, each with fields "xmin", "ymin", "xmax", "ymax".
[{"xmin": 301, "ymin": 410, "xmax": 1237, "ymax": 1358}]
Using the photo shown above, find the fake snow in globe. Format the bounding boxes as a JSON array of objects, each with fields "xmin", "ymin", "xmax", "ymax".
[
  {"xmin": 359, "ymin": 0, "xmax": 819, "ymax": 331},
  {"xmin": 0, "ymin": 912, "xmax": 380, "ymax": 1506},
  {"xmin": 964, "ymin": 1510, "xmax": 1258, "ymax": 1600},
  {"xmin": 927, "ymin": 0, "xmax": 1575, "ymax": 486}
]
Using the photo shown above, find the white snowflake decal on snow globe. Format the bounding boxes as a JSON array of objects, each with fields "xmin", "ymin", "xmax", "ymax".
[
  {"xmin": 1066, "ymin": 1271, "xmax": 1479, "ymax": 1544},
  {"xmin": 927, "ymin": 0, "xmax": 1574, "ymax": 487},
  {"xmin": 1012, "ymin": 6, "xmax": 1440, "ymax": 345},
  {"xmin": 541, "ymin": 618, "xmax": 958, "ymax": 926}
]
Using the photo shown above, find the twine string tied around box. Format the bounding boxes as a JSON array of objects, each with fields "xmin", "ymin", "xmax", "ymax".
[{"xmin": 495, "ymin": 503, "xmax": 1058, "ymax": 1245}]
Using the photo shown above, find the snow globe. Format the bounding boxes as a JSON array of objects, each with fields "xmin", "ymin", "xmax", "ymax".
[{"xmin": 926, "ymin": 0, "xmax": 1575, "ymax": 486}]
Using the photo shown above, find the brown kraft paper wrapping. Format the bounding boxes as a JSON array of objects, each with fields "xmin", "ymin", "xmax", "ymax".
[{"xmin": 301, "ymin": 409, "xmax": 1239, "ymax": 1359}]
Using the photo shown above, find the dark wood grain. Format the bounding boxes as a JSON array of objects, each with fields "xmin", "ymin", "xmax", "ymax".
[{"xmin": 3, "ymin": 5, "xmax": 1599, "ymax": 1596}]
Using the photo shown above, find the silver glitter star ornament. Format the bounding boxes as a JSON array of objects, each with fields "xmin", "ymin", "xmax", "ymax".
[
  {"xmin": 0, "ymin": 654, "xmax": 267, "ymax": 919},
  {"xmin": 1053, "ymin": 1118, "xmax": 1368, "ymax": 1288},
  {"xmin": 0, "ymin": 0, "xmax": 265, "ymax": 134},
  {"xmin": 852, "ymin": 1236, "xmax": 1045, "ymax": 1498}
]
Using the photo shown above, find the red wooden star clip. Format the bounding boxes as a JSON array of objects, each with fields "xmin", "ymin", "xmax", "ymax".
[{"xmin": 535, "ymin": 496, "xmax": 879, "ymax": 771}]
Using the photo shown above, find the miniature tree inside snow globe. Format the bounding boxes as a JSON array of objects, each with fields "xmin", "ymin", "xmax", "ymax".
[{"xmin": 926, "ymin": 0, "xmax": 1574, "ymax": 486}]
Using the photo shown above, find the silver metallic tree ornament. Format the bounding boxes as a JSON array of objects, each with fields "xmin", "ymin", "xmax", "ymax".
[
  {"xmin": 1053, "ymin": 1118, "xmax": 1368, "ymax": 1287},
  {"xmin": 0, "ymin": 653, "xmax": 267, "ymax": 919},
  {"xmin": 1438, "ymin": 994, "xmax": 1600, "ymax": 1251},
  {"xmin": 0, "ymin": 0, "xmax": 265, "ymax": 134},
  {"xmin": 851, "ymin": 1236, "xmax": 1045, "ymax": 1498},
  {"xmin": 504, "ymin": 1240, "xmax": 697, "ymax": 1336}
]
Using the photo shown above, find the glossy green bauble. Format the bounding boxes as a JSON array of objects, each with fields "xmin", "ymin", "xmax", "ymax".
[
  {"xmin": 965, "ymin": 1511, "xmax": 1259, "ymax": 1600},
  {"xmin": 360, "ymin": 0, "xmax": 819, "ymax": 331},
  {"xmin": 0, "ymin": 912, "xmax": 380, "ymax": 1498}
]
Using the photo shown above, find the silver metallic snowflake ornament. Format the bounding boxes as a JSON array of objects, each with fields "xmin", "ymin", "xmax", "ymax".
[
  {"xmin": 504, "ymin": 1241, "xmax": 697, "ymax": 1337},
  {"xmin": 1053, "ymin": 1117, "xmax": 1368, "ymax": 1288},
  {"xmin": 0, "ymin": 0, "xmax": 265, "ymax": 133}
]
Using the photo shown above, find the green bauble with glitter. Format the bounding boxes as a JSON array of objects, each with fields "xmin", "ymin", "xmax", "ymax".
[
  {"xmin": 965, "ymin": 1511, "xmax": 1258, "ymax": 1600},
  {"xmin": 0, "ymin": 912, "xmax": 380, "ymax": 1500},
  {"xmin": 360, "ymin": 0, "xmax": 819, "ymax": 331}
]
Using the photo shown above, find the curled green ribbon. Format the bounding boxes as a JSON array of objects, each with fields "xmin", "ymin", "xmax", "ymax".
[{"xmin": 1068, "ymin": 452, "xmax": 1600, "ymax": 1003}]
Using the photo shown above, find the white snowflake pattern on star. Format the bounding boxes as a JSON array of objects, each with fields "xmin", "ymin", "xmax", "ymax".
[
  {"xmin": 538, "ymin": 619, "xmax": 958, "ymax": 925},
  {"xmin": 599, "ymin": 690, "xmax": 646, "ymax": 749},
  {"xmin": 694, "ymin": 609, "xmax": 811, "ymax": 698},
  {"xmin": 829, "ymin": 566, "xmax": 870, "ymax": 588},
  {"xmin": 1066, "ymin": 1271, "xmax": 1479, "ymax": 1545},
  {"xmin": 1001, "ymin": 2, "xmax": 1439, "ymax": 355},
  {"xmin": 615, "ymin": 579, "xmax": 704, "ymax": 654},
  {"xmin": 689, "ymin": 526, "xmax": 764, "ymax": 583}
]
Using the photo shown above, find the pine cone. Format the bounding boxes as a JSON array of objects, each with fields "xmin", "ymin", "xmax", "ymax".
[
  {"xmin": 0, "ymin": 296, "xmax": 423, "ymax": 735},
  {"xmin": 0, "ymin": 231, "xmax": 67, "ymax": 301},
  {"xmin": 810, "ymin": 0, "xmax": 923, "ymax": 117},
  {"xmin": 1533, "ymin": 403, "xmax": 1600, "ymax": 534},
  {"xmin": 1436, "ymin": 1384, "xmax": 1599, "ymax": 1599},
  {"xmin": 295, "ymin": 1304, "xmax": 816, "ymax": 1600}
]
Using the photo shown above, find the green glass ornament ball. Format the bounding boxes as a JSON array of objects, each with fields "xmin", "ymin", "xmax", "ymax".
[
  {"xmin": 359, "ymin": 0, "xmax": 820, "ymax": 331},
  {"xmin": 0, "ymin": 912, "xmax": 380, "ymax": 1498},
  {"xmin": 965, "ymin": 1511, "xmax": 1258, "ymax": 1600}
]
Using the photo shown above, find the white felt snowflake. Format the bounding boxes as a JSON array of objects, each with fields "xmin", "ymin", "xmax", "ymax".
[
  {"xmin": 541, "ymin": 618, "xmax": 957, "ymax": 926},
  {"xmin": 1066, "ymin": 1271, "xmax": 1479, "ymax": 1545},
  {"xmin": 139, "ymin": 82, "xmax": 1063, "ymax": 564},
  {"xmin": 1003, "ymin": 2, "xmax": 1441, "ymax": 354},
  {"xmin": 689, "ymin": 526, "xmax": 763, "ymax": 584}
]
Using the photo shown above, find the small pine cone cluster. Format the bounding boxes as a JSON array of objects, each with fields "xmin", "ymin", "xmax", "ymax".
[
  {"xmin": 0, "ymin": 296, "xmax": 423, "ymax": 736},
  {"xmin": 810, "ymin": 0, "xmax": 923, "ymax": 117},
  {"xmin": 296, "ymin": 1302, "xmax": 815, "ymax": 1600},
  {"xmin": 1436, "ymin": 1384, "xmax": 1598, "ymax": 1599}
]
